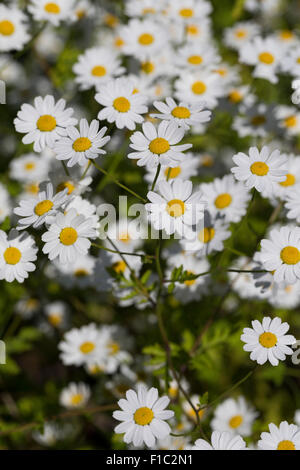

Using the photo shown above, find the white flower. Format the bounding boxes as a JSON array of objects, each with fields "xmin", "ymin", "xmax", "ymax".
[
  {"xmin": 211, "ymin": 397, "xmax": 258, "ymax": 437},
  {"xmin": 96, "ymin": 325, "xmax": 132, "ymax": 373},
  {"xmin": 45, "ymin": 301, "xmax": 68, "ymax": 328},
  {"xmin": 64, "ymin": 196, "xmax": 99, "ymax": 229},
  {"xmin": 125, "ymin": 0, "xmax": 167, "ymax": 18},
  {"xmin": 0, "ymin": 229, "xmax": 37, "ymax": 283},
  {"xmin": 146, "ymin": 179, "xmax": 204, "ymax": 236},
  {"xmin": 281, "ymin": 46, "xmax": 300, "ymax": 78},
  {"xmin": 239, "ymin": 37, "xmax": 283, "ymax": 84},
  {"xmin": 224, "ymin": 21, "xmax": 260, "ymax": 50},
  {"xmin": 42, "ymin": 208, "xmax": 97, "ymax": 264},
  {"xmin": 128, "ymin": 121, "xmax": 192, "ymax": 168},
  {"xmin": 241, "ymin": 316, "xmax": 296, "ymax": 366},
  {"xmin": 113, "ymin": 384, "xmax": 174, "ymax": 448},
  {"xmin": 231, "ymin": 146, "xmax": 287, "ymax": 194},
  {"xmin": 175, "ymin": 70, "xmax": 224, "ymax": 108},
  {"xmin": 175, "ymin": 43, "xmax": 220, "ymax": 72},
  {"xmin": 60, "ymin": 382, "xmax": 91, "ymax": 409},
  {"xmin": 0, "ymin": 183, "xmax": 11, "ymax": 223},
  {"xmin": 151, "ymin": 97, "xmax": 211, "ymax": 130},
  {"xmin": 14, "ymin": 182, "xmax": 69, "ymax": 230},
  {"xmin": 51, "ymin": 254, "xmax": 96, "ymax": 289},
  {"xmin": 275, "ymin": 106, "xmax": 300, "ymax": 136},
  {"xmin": 9, "ymin": 153, "xmax": 49, "ymax": 183},
  {"xmin": 284, "ymin": 186, "xmax": 300, "ymax": 223},
  {"xmin": 168, "ymin": 0, "xmax": 212, "ymax": 22},
  {"xmin": 193, "ymin": 431, "xmax": 247, "ymax": 450},
  {"xmin": 14, "ymin": 95, "xmax": 77, "ymax": 152},
  {"xmin": 59, "ymin": 323, "xmax": 105, "ymax": 366},
  {"xmin": 95, "ymin": 77, "xmax": 148, "ymax": 130},
  {"xmin": 28, "ymin": 0, "xmax": 76, "ymax": 26},
  {"xmin": 260, "ymin": 226, "xmax": 300, "ymax": 284},
  {"xmin": 54, "ymin": 118, "xmax": 110, "ymax": 167},
  {"xmin": 200, "ymin": 175, "xmax": 251, "ymax": 223},
  {"xmin": 274, "ymin": 154, "xmax": 300, "ymax": 199},
  {"xmin": 73, "ymin": 47, "xmax": 125, "ymax": 91},
  {"xmin": 0, "ymin": 5, "xmax": 30, "ymax": 52},
  {"xmin": 258, "ymin": 421, "xmax": 300, "ymax": 450},
  {"xmin": 119, "ymin": 19, "xmax": 167, "ymax": 60},
  {"xmin": 144, "ymin": 152, "xmax": 199, "ymax": 185},
  {"xmin": 103, "ymin": 218, "xmax": 144, "ymax": 253}
]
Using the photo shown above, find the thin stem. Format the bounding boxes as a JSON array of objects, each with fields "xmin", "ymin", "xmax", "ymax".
[
  {"xmin": 91, "ymin": 242, "xmax": 154, "ymax": 259},
  {"xmin": 151, "ymin": 164, "xmax": 161, "ymax": 191}
]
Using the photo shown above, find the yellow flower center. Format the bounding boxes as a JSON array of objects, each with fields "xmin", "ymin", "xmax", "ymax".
[
  {"xmin": 250, "ymin": 161, "xmax": 269, "ymax": 176},
  {"xmin": 171, "ymin": 106, "xmax": 191, "ymax": 119},
  {"xmin": 0, "ymin": 20, "xmax": 15, "ymax": 36},
  {"xmin": 138, "ymin": 33, "xmax": 154, "ymax": 45},
  {"xmin": 166, "ymin": 199, "xmax": 185, "ymax": 217},
  {"xmin": 76, "ymin": 9, "xmax": 86, "ymax": 19},
  {"xmin": 284, "ymin": 115, "xmax": 297, "ymax": 128},
  {"xmin": 280, "ymin": 173, "xmax": 295, "ymax": 187},
  {"xmin": 26, "ymin": 183, "xmax": 39, "ymax": 195},
  {"xmin": 164, "ymin": 166, "xmax": 182, "ymax": 179},
  {"xmin": 112, "ymin": 260, "xmax": 127, "ymax": 274},
  {"xmin": 229, "ymin": 90, "xmax": 242, "ymax": 103},
  {"xmin": 179, "ymin": 8, "xmax": 194, "ymax": 17},
  {"xmin": 229, "ymin": 415, "xmax": 243, "ymax": 429},
  {"xmin": 277, "ymin": 440, "xmax": 295, "ymax": 450},
  {"xmin": 108, "ymin": 341, "xmax": 120, "ymax": 355},
  {"xmin": 191, "ymin": 81, "xmax": 206, "ymax": 95},
  {"xmin": 141, "ymin": 61, "xmax": 154, "ymax": 74},
  {"xmin": 25, "ymin": 162, "xmax": 36, "ymax": 171},
  {"xmin": 198, "ymin": 227, "xmax": 215, "ymax": 243},
  {"xmin": 57, "ymin": 181, "xmax": 75, "ymax": 195},
  {"xmin": 188, "ymin": 55, "xmax": 203, "ymax": 65},
  {"xmin": 280, "ymin": 30, "xmax": 293, "ymax": 40},
  {"xmin": 202, "ymin": 154, "xmax": 214, "ymax": 167},
  {"xmin": 59, "ymin": 227, "xmax": 78, "ymax": 246},
  {"xmin": 80, "ymin": 341, "xmax": 95, "ymax": 354},
  {"xmin": 184, "ymin": 270, "xmax": 196, "ymax": 286},
  {"xmin": 235, "ymin": 29, "xmax": 246, "ymax": 39},
  {"xmin": 91, "ymin": 65, "xmax": 106, "ymax": 77},
  {"xmin": 48, "ymin": 314, "xmax": 62, "ymax": 327},
  {"xmin": 258, "ymin": 52, "xmax": 275, "ymax": 64},
  {"xmin": 280, "ymin": 246, "xmax": 300, "ymax": 265},
  {"xmin": 259, "ymin": 332, "xmax": 277, "ymax": 348},
  {"xmin": 114, "ymin": 37, "xmax": 124, "ymax": 48},
  {"xmin": 104, "ymin": 13, "xmax": 118, "ymax": 28},
  {"xmin": 44, "ymin": 2, "xmax": 61, "ymax": 14},
  {"xmin": 118, "ymin": 232, "xmax": 131, "ymax": 243},
  {"xmin": 73, "ymin": 137, "xmax": 92, "ymax": 152},
  {"xmin": 37, "ymin": 115, "xmax": 57, "ymax": 132},
  {"xmin": 215, "ymin": 68, "xmax": 227, "ymax": 76},
  {"xmin": 71, "ymin": 394, "xmax": 83, "ymax": 405},
  {"xmin": 134, "ymin": 407, "xmax": 154, "ymax": 426},
  {"xmin": 34, "ymin": 199, "xmax": 54, "ymax": 216},
  {"xmin": 143, "ymin": 8, "xmax": 156, "ymax": 14},
  {"xmin": 186, "ymin": 24, "xmax": 199, "ymax": 36},
  {"xmin": 149, "ymin": 137, "xmax": 170, "ymax": 155},
  {"xmin": 3, "ymin": 247, "xmax": 22, "ymax": 265},
  {"xmin": 113, "ymin": 97, "xmax": 131, "ymax": 113},
  {"xmin": 74, "ymin": 269, "xmax": 88, "ymax": 277},
  {"xmin": 214, "ymin": 193, "xmax": 232, "ymax": 209}
]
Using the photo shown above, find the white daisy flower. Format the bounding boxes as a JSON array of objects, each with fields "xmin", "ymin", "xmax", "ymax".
[
  {"xmin": 295, "ymin": 411, "xmax": 300, "ymax": 427},
  {"xmin": 119, "ymin": 19, "xmax": 167, "ymax": 61},
  {"xmin": 128, "ymin": 121, "xmax": 192, "ymax": 168},
  {"xmin": 233, "ymin": 103, "xmax": 274, "ymax": 138},
  {"xmin": 9, "ymin": 153, "xmax": 49, "ymax": 183},
  {"xmin": 241, "ymin": 316, "xmax": 296, "ymax": 366},
  {"xmin": 151, "ymin": 97, "xmax": 211, "ymax": 131},
  {"xmin": 59, "ymin": 323, "xmax": 105, "ymax": 367},
  {"xmin": 231, "ymin": 146, "xmax": 287, "ymax": 194},
  {"xmin": 258, "ymin": 421, "xmax": 300, "ymax": 450},
  {"xmin": 28, "ymin": 0, "xmax": 76, "ymax": 26},
  {"xmin": 64, "ymin": 196, "xmax": 99, "ymax": 229},
  {"xmin": 291, "ymin": 78, "xmax": 300, "ymax": 105},
  {"xmin": 103, "ymin": 218, "xmax": 144, "ymax": 253},
  {"xmin": 96, "ymin": 325, "xmax": 132, "ymax": 374},
  {"xmin": 54, "ymin": 118, "xmax": 110, "ymax": 167},
  {"xmin": 284, "ymin": 186, "xmax": 300, "ymax": 223},
  {"xmin": 113, "ymin": 384, "xmax": 174, "ymax": 448},
  {"xmin": 74, "ymin": 0, "xmax": 96, "ymax": 20},
  {"xmin": 14, "ymin": 95, "xmax": 77, "ymax": 153},
  {"xmin": 281, "ymin": 46, "xmax": 300, "ymax": 78},
  {"xmin": 144, "ymin": 152, "xmax": 200, "ymax": 185},
  {"xmin": 260, "ymin": 226, "xmax": 300, "ymax": 284},
  {"xmin": 274, "ymin": 154, "xmax": 300, "ymax": 199},
  {"xmin": 146, "ymin": 179, "xmax": 204, "ymax": 237},
  {"xmin": 0, "ymin": 183, "xmax": 11, "ymax": 223},
  {"xmin": 175, "ymin": 70, "xmax": 224, "ymax": 108},
  {"xmin": 275, "ymin": 105, "xmax": 300, "ymax": 136},
  {"xmin": 125, "ymin": 0, "xmax": 166, "ymax": 17},
  {"xmin": 211, "ymin": 397, "xmax": 258, "ymax": 437},
  {"xmin": 33, "ymin": 422, "xmax": 71, "ymax": 447},
  {"xmin": 175, "ymin": 43, "xmax": 220, "ymax": 72},
  {"xmin": 0, "ymin": 5, "xmax": 30, "ymax": 52},
  {"xmin": 60, "ymin": 382, "xmax": 91, "ymax": 409},
  {"xmin": 200, "ymin": 175, "xmax": 251, "ymax": 223},
  {"xmin": 14, "ymin": 182, "xmax": 69, "ymax": 230},
  {"xmin": 50, "ymin": 254, "xmax": 96, "ymax": 289},
  {"xmin": 239, "ymin": 37, "xmax": 283, "ymax": 84},
  {"xmin": 269, "ymin": 281, "xmax": 300, "ymax": 310},
  {"xmin": 168, "ymin": 0, "xmax": 212, "ymax": 22},
  {"xmin": 224, "ymin": 21, "xmax": 260, "ymax": 51},
  {"xmin": 42, "ymin": 208, "xmax": 97, "ymax": 264},
  {"xmin": 226, "ymin": 85, "xmax": 254, "ymax": 106},
  {"xmin": 193, "ymin": 431, "xmax": 247, "ymax": 450},
  {"xmin": 95, "ymin": 77, "xmax": 148, "ymax": 131},
  {"xmin": 45, "ymin": 301, "xmax": 68, "ymax": 328},
  {"xmin": 0, "ymin": 229, "xmax": 37, "ymax": 283},
  {"xmin": 73, "ymin": 47, "xmax": 125, "ymax": 91},
  {"xmin": 184, "ymin": 18, "xmax": 212, "ymax": 43},
  {"xmin": 49, "ymin": 166, "xmax": 93, "ymax": 196}
]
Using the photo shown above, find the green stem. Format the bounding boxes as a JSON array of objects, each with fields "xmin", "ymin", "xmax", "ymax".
[{"xmin": 151, "ymin": 164, "xmax": 161, "ymax": 191}]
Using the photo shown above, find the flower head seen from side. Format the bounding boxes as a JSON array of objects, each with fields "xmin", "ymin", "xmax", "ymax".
[
  {"xmin": 151, "ymin": 97, "xmax": 211, "ymax": 131},
  {"xmin": 0, "ymin": 229, "xmax": 38, "ymax": 283},
  {"xmin": 59, "ymin": 382, "xmax": 91, "ymax": 409},
  {"xmin": 146, "ymin": 179, "xmax": 204, "ymax": 237},
  {"xmin": 58, "ymin": 323, "xmax": 105, "ymax": 366},
  {"xmin": 211, "ymin": 396, "xmax": 258, "ymax": 437},
  {"xmin": 113, "ymin": 384, "xmax": 174, "ymax": 448},
  {"xmin": 231, "ymin": 146, "xmax": 287, "ymax": 194},
  {"xmin": 14, "ymin": 95, "xmax": 77, "ymax": 153},
  {"xmin": 193, "ymin": 431, "xmax": 247, "ymax": 450},
  {"xmin": 260, "ymin": 226, "xmax": 300, "ymax": 284},
  {"xmin": 258, "ymin": 421, "xmax": 300, "ymax": 450},
  {"xmin": 95, "ymin": 77, "xmax": 148, "ymax": 131},
  {"xmin": 54, "ymin": 118, "xmax": 110, "ymax": 167},
  {"xmin": 128, "ymin": 120, "xmax": 192, "ymax": 168},
  {"xmin": 14, "ymin": 182, "xmax": 69, "ymax": 230},
  {"xmin": 241, "ymin": 316, "xmax": 296, "ymax": 366},
  {"xmin": 42, "ymin": 208, "xmax": 97, "ymax": 264}
]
